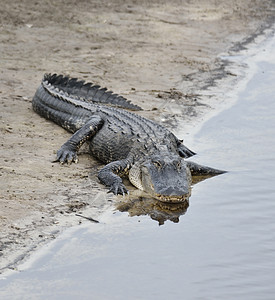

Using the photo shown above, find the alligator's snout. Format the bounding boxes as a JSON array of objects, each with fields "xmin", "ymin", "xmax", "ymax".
[{"xmin": 155, "ymin": 186, "xmax": 190, "ymax": 203}]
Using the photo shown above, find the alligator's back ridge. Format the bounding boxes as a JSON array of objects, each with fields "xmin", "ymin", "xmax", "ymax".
[
  {"xmin": 33, "ymin": 77, "xmax": 168, "ymax": 136},
  {"xmin": 43, "ymin": 73, "xmax": 142, "ymax": 111}
]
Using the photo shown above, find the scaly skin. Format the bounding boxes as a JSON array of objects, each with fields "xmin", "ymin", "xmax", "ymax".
[{"xmin": 32, "ymin": 74, "xmax": 225, "ymax": 203}]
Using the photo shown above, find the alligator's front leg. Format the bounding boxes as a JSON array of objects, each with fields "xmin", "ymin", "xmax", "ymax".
[
  {"xmin": 56, "ymin": 115, "xmax": 104, "ymax": 164},
  {"xmin": 98, "ymin": 159, "xmax": 132, "ymax": 195}
]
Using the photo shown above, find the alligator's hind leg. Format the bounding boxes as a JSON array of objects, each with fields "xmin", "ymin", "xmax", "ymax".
[
  {"xmin": 178, "ymin": 143, "xmax": 196, "ymax": 158},
  {"xmin": 98, "ymin": 159, "xmax": 132, "ymax": 195},
  {"xmin": 186, "ymin": 161, "xmax": 226, "ymax": 175},
  {"xmin": 56, "ymin": 115, "xmax": 104, "ymax": 164}
]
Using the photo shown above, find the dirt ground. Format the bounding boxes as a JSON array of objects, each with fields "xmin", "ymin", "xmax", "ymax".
[{"xmin": 0, "ymin": 0, "xmax": 274, "ymax": 271}]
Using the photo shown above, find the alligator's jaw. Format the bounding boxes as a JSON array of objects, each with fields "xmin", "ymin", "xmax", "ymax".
[{"xmin": 154, "ymin": 192, "xmax": 191, "ymax": 203}]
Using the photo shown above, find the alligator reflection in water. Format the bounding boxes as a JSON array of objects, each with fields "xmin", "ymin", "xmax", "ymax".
[
  {"xmin": 116, "ymin": 196, "xmax": 189, "ymax": 225},
  {"xmin": 116, "ymin": 174, "xmax": 214, "ymax": 225}
]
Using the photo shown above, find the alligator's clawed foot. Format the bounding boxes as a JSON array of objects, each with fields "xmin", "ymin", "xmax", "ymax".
[
  {"xmin": 178, "ymin": 145, "xmax": 196, "ymax": 158},
  {"xmin": 54, "ymin": 146, "xmax": 78, "ymax": 164},
  {"xmin": 107, "ymin": 182, "xmax": 128, "ymax": 196}
]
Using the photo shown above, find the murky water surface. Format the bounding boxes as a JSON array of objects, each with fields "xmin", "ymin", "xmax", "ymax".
[{"xmin": 1, "ymin": 43, "xmax": 275, "ymax": 299}]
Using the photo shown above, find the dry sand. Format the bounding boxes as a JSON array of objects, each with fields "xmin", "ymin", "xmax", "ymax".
[{"xmin": 0, "ymin": 0, "xmax": 274, "ymax": 271}]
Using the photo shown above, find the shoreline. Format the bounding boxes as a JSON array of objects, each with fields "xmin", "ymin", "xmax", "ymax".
[{"xmin": 1, "ymin": 0, "xmax": 274, "ymax": 273}]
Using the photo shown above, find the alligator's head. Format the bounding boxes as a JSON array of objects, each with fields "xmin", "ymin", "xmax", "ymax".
[{"xmin": 129, "ymin": 154, "xmax": 192, "ymax": 203}]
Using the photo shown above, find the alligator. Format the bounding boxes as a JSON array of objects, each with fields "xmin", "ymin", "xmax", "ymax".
[{"xmin": 32, "ymin": 74, "xmax": 225, "ymax": 203}]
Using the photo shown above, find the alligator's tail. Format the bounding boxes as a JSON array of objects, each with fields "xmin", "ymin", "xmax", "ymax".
[
  {"xmin": 32, "ymin": 78, "xmax": 97, "ymax": 133},
  {"xmin": 32, "ymin": 73, "xmax": 142, "ymax": 133},
  {"xmin": 43, "ymin": 73, "xmax": 142, "ymax": 111}
]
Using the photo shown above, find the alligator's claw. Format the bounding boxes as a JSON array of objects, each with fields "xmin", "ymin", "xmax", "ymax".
[
  {"xmin": 55, "ymin": 146, "xmax": 78, "ymax": 164},
  {"xmin": 107, "ymin": 182, "xmax": 128, "ymax": 196}
]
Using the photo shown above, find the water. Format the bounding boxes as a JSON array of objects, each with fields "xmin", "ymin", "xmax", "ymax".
[{"xmin": 1, "ymin": 39, "xmax": 275, "ymax": 299}]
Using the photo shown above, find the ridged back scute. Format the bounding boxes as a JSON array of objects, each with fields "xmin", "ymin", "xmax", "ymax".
[{"xmin": 43, "ymin": 73, "xmax": 142, "ymax": 111}]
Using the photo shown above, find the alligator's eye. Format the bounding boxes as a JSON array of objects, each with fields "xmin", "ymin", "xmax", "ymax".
[{"xmin": 153, "ymin": 161, "xmax": 162, "ymax": 168}]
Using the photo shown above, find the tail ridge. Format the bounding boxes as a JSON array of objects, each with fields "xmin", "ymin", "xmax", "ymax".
[{"xmin": 43, "ymin": 73, "xmax": 142, "ymax": 111}]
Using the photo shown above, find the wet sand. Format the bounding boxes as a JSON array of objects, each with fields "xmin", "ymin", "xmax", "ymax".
[{"xmin": 0, "ymin": 0, "xmax": 274, "ymax": 271}]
